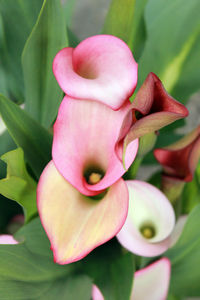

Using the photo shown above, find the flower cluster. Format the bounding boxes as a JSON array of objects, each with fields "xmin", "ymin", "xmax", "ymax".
[{"xmin": 36, "ymin": 35, "xmax": 188, "ymax": 265}]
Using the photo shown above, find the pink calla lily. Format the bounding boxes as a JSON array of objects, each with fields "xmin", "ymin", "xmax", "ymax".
[
  {"xmin": 92, "ymin": 258, "xmax": 171, "ymax": 300},
  {"xmin": 52, "ymin": 95, "xmax": 138, "ymax": 196},
  {"xmin": 37, "ymin": 161, "xmax": 129, "ymax": 264},
  {"xmin": 53, "ymin": 35, "xmax": 138, "ymax": 110},
  {"xmin": 116, "ymin": 181, "xmax": 176, "ymax": 257}
]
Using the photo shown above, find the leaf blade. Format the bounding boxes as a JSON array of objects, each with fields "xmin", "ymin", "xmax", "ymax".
[{"xmin": 22, "ymin": 0, "xmax": 68, "ymax": 127}]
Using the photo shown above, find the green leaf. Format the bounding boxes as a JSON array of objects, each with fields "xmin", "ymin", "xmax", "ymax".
[
  {"xmin": 0, "ymin": 219, "xmax": 72, "ymax": 281},
  {"xmin": 0, "ymin": 130, "xmax": 16, "ymax": 178},
  {"xmin": 102, "ymin": 0, "xmax": 136, "ymax": 43},
  {"xmin": 0, "ymin": 94, "xmax": 52, "ymax": 178},
  {"xmin": 0, "ymin": 275, "xmax": 92, "ymax": 300},
  {"xmin": 22, "ymin": 0, "xmax": 68, "ymax": 127},
  {"xmin": 0, "ymin": 0, "xmax": 43, "ymax": 101},
  {"xmin": 61, "ymin": 0, "xmax": 76, "ymax": 26},
  {"xmin": 182, "ymin": 172, "xmax": 200, "ymax": 214},
  {"xmin": 102, "ymin": 0, "xmax": 148, "ymax": 59},
  {"xmin": 171, "ymin": 37, "xmax": 200, "ymax": 102},
  {"xmin": 82, "ymin": 240, "xmax": 135, "ymax": 300},
  {"xmin": 0, "ymin": 148, "xmax": 37, "ymax": 222},
  {"xmin": 166, "ymin": 204, "xmax": 200, "ymax": 297},
  {"xmin": 37, "ymin": 275, "xmax": 92, "ymax": 300},
  {"xmin": 127, "ymin": 0, "xmax": 148, "ymax": 60},
  {"xmin": 138, "ymin": 0, "xmax": 200, "ymax": 102},
  {"xmin": 0, "ymin": 218, "xmax": 92, "ymax": 299}
]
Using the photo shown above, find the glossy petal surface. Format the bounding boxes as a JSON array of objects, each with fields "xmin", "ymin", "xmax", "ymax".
[
  {"xmin": 132, "ymin": 258, "xmax": 171, "ymax": 300},
  {"xmin": 53, "ymin": 35, "xmax": 138, "ymax": 110},
  {"xmin": 37, "ymin": 161, "xmax": 129, "ymax": 264},
  {"xmin": 117, "ymin": 180, "xmax": 175, "ymax": 257},
  {"xmin": 53, "ymin": 96, "xmax": 138, "ymax": 196}
]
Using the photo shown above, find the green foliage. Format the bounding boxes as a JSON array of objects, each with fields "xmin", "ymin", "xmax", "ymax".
[
  {"xmin": 0, "ymin": 0, "xmax": 43, "ymax": 101},
  {"xmin": 82, "ymin": 240, "xmax": 135, "ymax": 300},
  {"xmin": 166, "ymin": 204, "xmax": 200, "ymax": 297},
  {"xmin": 0, "ymin": 148, "xmax": 37, "ymax": 222},
  {"xmin": 22, "ymin": 0, "xmax": 68, "ymax": 128},
  {"xmin": 61, "ymin": 0, "xmax": 76, "ymax": 26},
  {"xmin": 0, "ymin": 130, "xmax": 16, "ymax": 178},
  {"xmin": 103, "ymin": 0, "xmax": 136, "ymax": 44},
  {"xmin": 0, "ymin": 218, "xmax": 92, "ymax": 299},
  {"xmin": 138, "ymin": 0, "xmax": 200, "ymax": 102},
  {"xmin": 0, "ymin": 94, "xmax": 52, "ymax": 178},
  {"xmin": 127, "ymin": 0, "xmax": 148, "ymax": 60},
  {"xmin": 102, "ymin": 0, "xmax": 148, "ymax": 59},
  {"xmin": 182, "ymin": 171, "xmax": 200, "ymax": 214}
]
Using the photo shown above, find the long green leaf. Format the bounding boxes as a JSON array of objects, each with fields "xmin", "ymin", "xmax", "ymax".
[
  {"xmin": 0, "ymin": 94, "xmax": 52, "ymax": 178},
  {"xmin": 103, "ymin": 0, "xmax": 136, "ymax": 44},
  {"xmin": 0, "ymin": 0, "xmax": 43, "ymax": 101},
  {"xmin": 138, "ymin": 0, "xmax": 200, "ymax": 102},
  {"xmin": 166, "ymin": 204, "xmax": 200, "ymax": 297},
  {"xmin": 102, "ymin": 0, "xmax": 148, "ymax": 59},
  {"xmin": 22, "ymin": 0, "xmax": 68, "ymax": 127}
]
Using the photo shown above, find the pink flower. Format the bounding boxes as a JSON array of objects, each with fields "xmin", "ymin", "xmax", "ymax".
[
  {"xmin": 116, "ymin": 181, "xmax": 176, "ymax": 257},
  {"xmin": 116, "ymin": 181, "xmax": 187, "ymax": 257},
  {"xmin": 53, "ymin": 35, "xmax": 138, "ymax": 110},
  {"xmin": 92, "ymin": 258, "xmax": 171, "ymax": 300},
  {"xmin": 37, "ymin": 161, "xmax": 129, "ymax": 264},
  {"xmin": 52, "ymin": 96, "xmax": 138, "ymax": 196}
]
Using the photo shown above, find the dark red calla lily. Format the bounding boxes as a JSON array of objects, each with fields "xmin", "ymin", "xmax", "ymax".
[
  {"xmin": 120, "ymin": 72, "xmax": 189, "ymax": 159},
  {"xmin": 154, "ymin": 126, "xmax": 200, "ymax": 182}
]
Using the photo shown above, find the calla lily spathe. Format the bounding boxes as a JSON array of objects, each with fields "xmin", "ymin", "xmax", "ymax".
[
  {"xmin": 92, "ymin": 258, "xmax": 171, "ymax": 300},
  {"xmin": 116, "ymin": 181, "xmax": 180, "ymax": 257},
  {"xmin": 154, "ymin": 125, "xmax": 200, "ymax": 182},
  {"xmin": 154, "ymin": 126, "xmax": 200, "ymax": 203},
  {"xmin": 53, "ymin": 35, "xmax": 138, "ymax": 110},
  {"xmin": 119, "ymin": 72, "xmax": 189, "ymax": 158},
  {"xmin": 37, "ymin": 161, "xmax": 129, "ymax": 264},
  {"xmin": 52, "ymin": 95, "xmax": 138, "ymax": 196}
]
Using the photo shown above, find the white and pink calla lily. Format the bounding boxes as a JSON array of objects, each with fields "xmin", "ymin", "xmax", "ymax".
[
  {"xmin": 53, "ymin": 35, "xmax": 138, "ymax": 110},
  {"xmin": 37, "ymin": 161, "xmax": 129, "ymax": 264},
  {"xmin": 116, "ymin": 181, "xmax": 176, "ymax": 257},
  {"xmin": 52, "ymin": 96, "xmax": 138, "ymax": 196},
  {"xmin": 92, "ymin": 257, "xmax": 171, "ymax": 300}
]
